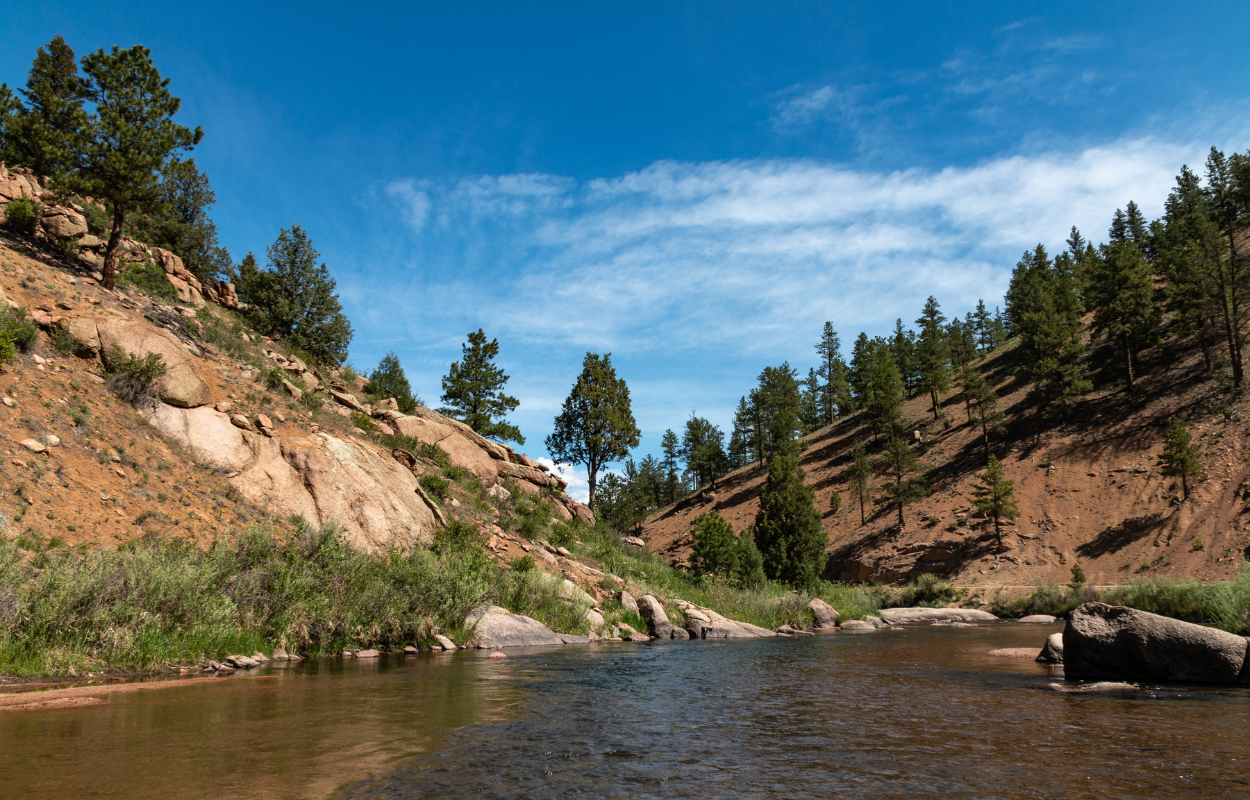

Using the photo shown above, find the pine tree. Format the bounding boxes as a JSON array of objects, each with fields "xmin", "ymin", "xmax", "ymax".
[
  {"xmin": 690, "ymin": 511, "xmax": 739, "ymax": 578},
  {"xmin": 960, "ymin": 366, "xmax": 1003, "ymax": 462},
  {"xmin": 440, "ymin": 329, "xmax": 523, "ymax": 443},
  {"xmin": 973, "ymin": 299, "xmax": 994, "ymax": 353},
  {"xmin": 1089, "ymin": 231, "xmax": 1158, "ymax": 392},
  {"xmin": 800, "ymin": 367, "xmax": 823, "ymax": 432},
  {"xmin": 546, "ymin": 352, "xmax": 640, "ymax": 511},
  {"xmin": 1157, "ymin": 165, "xmax": 1225, "ymax": 373},
  {"xmin": 753, "ymin": 442, "xmax": 825, "ymax": 589},
  {"xmin": 969, "ymin": 455, "xmax": 1019, "ymax": 549},
  {"xmin": 128, "ymin": 157, "xmax": 229, "ymax": 282},
  {"xmin": 728, "ymin": 397, "xmax": 755, "ymax": 469},
  {"xmin": 858, "ymin": 337, "xmax": 905, "ymax": 435},
  {"xmin": 1005, "ymin": 244, "xmax": 1090, "ymax": 419},
  {"xmin": 845, "ymin": 437, "xmax": 872, "ymax": 526},
  {"xmin": 236, "ymin": 225, "xmax": 353, "ymax": 363},
  {"xmin": 914, "ymin": 296, "xmax": 951, "ymax": 420},
  {"xmin": 71, "ymin": 45, "xmax": 203, "ymax": 291},
  {"xmin": 6, "ymin": 35, "xmax": 89, "ymax": 179},
  {"xmin": 682, "ymin": 414, "xmax": 727, "ymax": 490},
  {"xmin": 878, "ymin": 435, "xmax": 924, "ymax": 528},
  {"xmin": 660, "ymin": 429, "xmax": 682, "ymax": 504},
  {"xmin": 814, "ymin": 322, "xmax": 846, "ymax": 424},
  {"xmin": 734, "ymin": 528, "xmax": 766, "ymax": 589},
  {"xmin": 752, "ymin": 363, "xmax": 802, "ymax": 461},
  {"xmin": 364, "ymin": 351, "xmax": 418, "ymax": 412},
  {"xmin": 1204, "ymin": 147, "xmax": 1249, "ymax": 388},
  {"xmin": 1160, "ymin": 418, "xmax": 1203, "ymax": 500},
  {"xmin": 890, "ymin": 318, "xmax": 917, "ymax": 392}
]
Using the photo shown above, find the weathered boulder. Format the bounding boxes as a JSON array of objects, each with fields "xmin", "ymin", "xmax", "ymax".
[
  {"xmin": 1018, "ymin": 614, "xmax": 1058, "ymax": 624},
  {"xmin": 809, "ymin": 598, "xmax": 840, "ymax": 628},
  {"xmin": 436, "ymin": 431, "xmax": 500, "ymax": 486},
  {"xmin": 40, "ymin": 207, "xmax": 88, "ymax": 239},
  {"xmin": 433, "ymin": 634, "xmax": 458, "ymax": 651},
  {"xmin": 146, "ymin": 403, "xmax": 255, "ymax": 469},
  {"xmin": 1037, "ymin": 632, "xmax": 1064, "ymax": 664},
  {"xmin": 570, "ymin": 501, "xmax": 595, "ymax": 526},
  {"xmin": 1064, "ymin": 602, "xmax": 1250, "ymax": 684},
  {"xmin": 617, "ymin": 590, "xmax": 639, "ymax": 615},
  {"xmin": 58, "ymin": 317, "xmax": 100, "ymax": 357},
  {"xmin": 839, "ymin": 620, "xmax": 879, "ymax": 632},
  {"xmin": 331, "ymin": 390, "xmax": 364, "ymax": 412},
  {"xmin": 97, "ymin": 318, "xmax": 213, "ymax": 407},
  {"xmin": 637, "ymin": 595, "xmax": 674, "ymax": 639},
  {"xmin": 230, "ymin": 433, "xmax": 437, "ymax": 553},
  {"xmin": 465, "ymin": 605, "xmax": 580, "ymax": 648},
  {"xmin": 878, "ymin": 607, "xmax": 997, "ymax": 625}
]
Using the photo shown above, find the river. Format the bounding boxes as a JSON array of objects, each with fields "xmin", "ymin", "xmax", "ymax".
[{"xmin": 3, "ymin": 623, "xmax": 1248, "ymax": 798}]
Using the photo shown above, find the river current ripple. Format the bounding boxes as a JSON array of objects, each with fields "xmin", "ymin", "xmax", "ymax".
[{"xmin": 343, "ymin": 624, "xmax": 1250, "ymax": 799}]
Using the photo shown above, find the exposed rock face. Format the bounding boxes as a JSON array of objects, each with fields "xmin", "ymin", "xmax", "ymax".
[
  {"xmin": 230, "ymin": 432, "xmax": 438, "ymax": 553},
  {"xmin": 1064, "ymin": 602, "xmax": 1249, "ymax": 684},
  {"xmin": 465, "ymin": 605, "xmax": 585, "ymax": 648},
  {"xmin": 877, "ymin": 608, "xmax": 998, "ymax": 624},
  {"xmin": 41, "ymin": 208, "xmax": 88, "ymax": 239},
  {"xmin": 59, "ymin": 318, "xmax": 100, "ymax": 357},
  {"xmin": 669, "ymin": 598, "xmax": 777, "ymax": 639},
  {"xmin": 637, "ymin": 595, "xmax": 674, "ymax": 639},
  {"xmin": 97, "ymin": 318, "xmax": 213, "ymax": 408},
  {"xmin": 1037, "ymin": 632, "xmax": 1064, "ymax": 663},
  {"xmin": 809, "ymin": 598, "xmax": 840, "ymax": 628},
  {"xmin": 147, "ymin": 404, "xmax": 255, "ymax": 469}
]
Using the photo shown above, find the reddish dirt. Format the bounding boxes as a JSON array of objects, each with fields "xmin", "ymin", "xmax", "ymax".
[{"xmin": 643, "ymin": 306, "xmax": 1250, "ymax": 591}]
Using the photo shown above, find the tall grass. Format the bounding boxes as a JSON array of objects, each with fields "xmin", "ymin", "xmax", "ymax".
[{"xmin": 0, "ymin": 523, "xmax": 582, "ymax": 676}]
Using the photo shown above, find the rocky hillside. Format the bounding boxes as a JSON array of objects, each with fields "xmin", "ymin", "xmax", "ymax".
[
  {"xmin": 643, "ymin": 259, "xmax": 1250, "ymax": 592},
  {"xmin": 0, "ymin": 162, "xmax": 619, "ymax": 608}
]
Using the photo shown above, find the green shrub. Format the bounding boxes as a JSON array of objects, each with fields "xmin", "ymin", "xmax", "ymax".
[
  {"xmin": 432, "ymin": 519, "xmax": 484, "ymax": 557},
  {"xmin": 301, "ymin": 393, "xmax": 324, "ymax": 412},
  {"xmin": 117, "ymin": 258, "xmax": 178, "ymax": 301},
  {"xmin": 4, "ymin": 198, "xmax": 41, "ymax": 236},
  {"xmin": 829, "ymin": 492, "xmax": 842, "ymax": 515},
  {"xmin": 80, "ymin": 201, "xmax": 111, "ymax": 235},
  {"xmin": 0, "ymin": 306, "xmax": 38, "ymax": 354},
  {"xmin": 49, "ymin": 323, "xmax": 83, "ymax": 356},
  {"xmin": 0, "ymin": 332, "xmax": 15, "ymax": 367},
  {"xmin": 509, "ymin": 555, "xmax": 536, "ymax": 572},
  {"xmin": 419, "ymin": 474, "xmax": 450, "ymax": 500},
  {"xmin": 351, "ymin": 411, "xmax": 375, "ymax": 432},
  {"xmin": 104, "ymin": 346, "xmax": 167, "ymax": 409}
]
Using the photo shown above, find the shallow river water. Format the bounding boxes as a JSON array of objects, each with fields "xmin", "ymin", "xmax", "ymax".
[{"xmin": 4, "ymin": 623, "xmax": 1249, "ymax": 799}]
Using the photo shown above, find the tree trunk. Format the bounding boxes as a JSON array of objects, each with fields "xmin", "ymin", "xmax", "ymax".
[
  {"xmin": 587, "ymin": 460, "xmax": 598, "ymax": 511},
  {"xmin": 993, "ymin": 516, "xmax": 1002, "ymax": 548},
  {"xmin": 1181, "ymin": 473, "xmax": 1188, "ymax": 500},
  {"xmin": 1227, "ymin": 227, "xmax": 1244, "ymax": 385},
  {"xmin": 1214, "ymin": 263, "xmax": 1243, "ymax": 389},
  {"xmin": 930, "ymin": 389, "xmax": 939, "ymax": 420},
  {"xmin": 1125, "ymin": 342, "xmax": 1135, "ymax": 392},
  {"xmin": 982, "ymin": 419, "xmax": 991, "ymax": 463},
  {"xmin": 859, "ymin": 494, "xmax": 865, "ymax": 526},
  {"xmin": 1198, "ymin": 314, "xmax": 1213, "ymax": 371},
  {"xmin": 101, "ymin": 203, "xmax": 125, "ymax": 291}
]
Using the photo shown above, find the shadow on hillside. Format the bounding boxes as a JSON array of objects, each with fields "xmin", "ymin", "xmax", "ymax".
[{"xmin": 1075, "ymin": 513, "xmax": 1168, "ymax": 558}]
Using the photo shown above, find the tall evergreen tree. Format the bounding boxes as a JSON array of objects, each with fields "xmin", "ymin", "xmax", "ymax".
[
  {"xmin": 1160, "ymin": 418, "xmax": 1203, "ymax": 500},
  {"xmin": 1204, "ymin": 147, "xmax": 1249, "ymax": 387},
  {"xmin": 751, "ymin": 363, "xmax": 802, "ymax": 461},
  {"xmin": 753, "ymin": 442, "xmax": 825, "ymax": 589},
  {"xmin": 960, "ymin": 366, "xmax": 1003, "ymax": 462},
  {"xmin": 800, "ymin": 367, "xmax": 823, "ymax": 432},
  {"xmin": 1089, "ymin": 233, "xmax": 1159, "ymax": 392},
  {"xmin": 1005, "ymin": 244, "xmax": 1090, "ymax": 419},
  {"xmin": 914, "ymin": 296, "xmax": 951, "ymax": 420},
  {"xmin": 814, "ymin": 322, "xmax": 848, "ymax": 423},
  {"xmin": 728, "ymin": 396, "xmax": 756, "ymax": 469},
  {"xmin": 878, "ymin": 435, "xmax": 924, "ymax": 528},
  {"xmin": 681, "ymin": 414, "xmax": 727, "ymax": 490},
  {"xmin": 440, "ymin": 329, "xmax": 523, "ymax": 444},
  {"xmin": 973, "ymin": 299, "xmax": 994, "ymax": 353},
  {"xmin": 235, "ymin": 225, "xmax": 353, "ymax": 362},
  {"xmin": 5, "ymin": 35, "xmax": 89, "ymax": 179},
  {"xmin": 546, "ymin": 352, "xmax": 640, "ymax": 511},
  {"xmin": 845, "ymin": 438, "xmax": 872, "ymax": 526},
  {"xmin": 128, "ymin": 157, "xmax": 230, "ymax": 282},
  {"xmin": 660, "ymin": 428, "xmax": 683, "ymax": 504},
  {"xmin": 71, "ymin": 45, "xmax": 203, "ymax": 291},
  {"xmin": 889, "ymin": 318, "xmax": 917, "ymax": 392},
  {"xmin": 364, "ymin": 351, "xmax": 418, "ymax": 412},
  {"xmin": 853, "ymin": 336, "xmax": 905, "ymax": 435}
]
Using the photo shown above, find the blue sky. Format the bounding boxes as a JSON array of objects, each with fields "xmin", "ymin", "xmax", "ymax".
[{"xmin": 4, "ymin": 2, "xmax": 1249, "ymax": 499}]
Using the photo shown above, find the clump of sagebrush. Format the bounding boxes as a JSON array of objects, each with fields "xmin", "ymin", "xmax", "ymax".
[
  {"xmin": 104, "ymin": 346, "xmax": 167, "ymax": 409},
  {"xmin": 0, "ymin": 305, "xmax": 40, "ymax": 365},
  {"xmin": 0, "ymin": 522, "xmax": 584, "ymax": 676}
]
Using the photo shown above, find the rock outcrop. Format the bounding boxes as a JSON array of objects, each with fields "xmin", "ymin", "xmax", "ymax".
[
  {"xmin": 637, "ymin": 595, "xmax": 674, "ymax": 639},
  {"xmin": 97, "ymin": 318, "xmax": 213, "ymax": 408},
  {"xmin": 1064, "ymin": 602, "xmax": 1250, "ymax": 684}
]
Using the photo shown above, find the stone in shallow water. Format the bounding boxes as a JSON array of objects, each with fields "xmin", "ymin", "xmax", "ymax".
[
  {"xmin": 1037, "ymin": 633, "xmax": 1064, "ymax": 663},
  {"xmin": 1017, "ymin": 614, "xmax": 1057, "ymax": 624}
]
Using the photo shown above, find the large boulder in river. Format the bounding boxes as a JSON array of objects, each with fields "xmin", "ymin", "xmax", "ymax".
[
  {"xmin": 97, "ymin": 318, "xmax": 212, "ymax": 407},
  {"xmin": 230, "ymin": 432, "xmax": 437, "ymax": 553},
  {"xmin": 1064, "ymin": 602, "xmax": 1249, "ymax": 684},
  {"xmin": 637, "ymin": 595, "xmax": 673, "ymax": 639},
  {"xmin": 809, "ymin": 598, "xmax": 840, "ymax": 628},
  {"xmin": 465, "ymin": 605, "xmax": 587, "ymax": 648}
]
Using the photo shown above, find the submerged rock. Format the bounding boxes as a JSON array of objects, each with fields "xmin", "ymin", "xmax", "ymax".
[
  {"xmin": 1064, "ymin": 602, "xmax": 1248, "ymax": 684},
  {"xmin": 878, "ymin": 608, "xmax": 998, "ymax": 624}
]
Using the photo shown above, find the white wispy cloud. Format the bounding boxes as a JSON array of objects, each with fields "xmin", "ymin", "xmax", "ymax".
[{"xmin": 385, "ymin": 179, "xmax": 430, "ymax": 231}]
